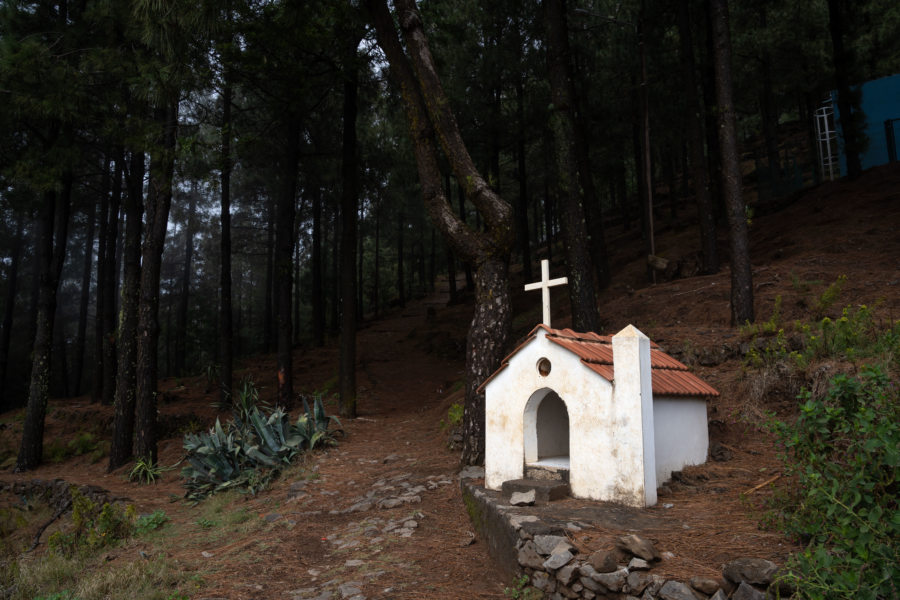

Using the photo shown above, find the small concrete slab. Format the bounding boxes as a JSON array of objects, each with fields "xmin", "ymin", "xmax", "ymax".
[{"xmin": 501, "ymin": 479, "xmax": 570, "ymax": 504}]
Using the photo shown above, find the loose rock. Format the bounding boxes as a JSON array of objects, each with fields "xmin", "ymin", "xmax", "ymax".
[
  {"xmin": 690, "ymin": 576, "xmax": 721, "ymax": 595},
  {"xmin": 731, "ymin": 582, "xmax": 766, "ymax": 600},
  {"xmin": 510, "ymin": 490, "xmax": 536, "ymax": 506},
  {"xmin": 542, "ymin": 549, "xmax": 574, "ymax": 571},
  {"xmin": 617, "ymin": 534, "xmax": 661, "ymax": 562},
  {"xmin": 589, "ymin": 550, "xmax": 618, "ymax": 573},
  {"xmin": 517, "ymin": 541, "xmax": 546, "ymax": 570},
  {"xmin": 591, "ymin": 568, "xmax": 628, "ymax": 592},
  {"xmin": 658, "ymin": 580, "xmax": 698, "ymax": 600},
  {"xmin": 534, "ymin": 534, "xmax": 570, "ymax": 556},
  {"xmin": 723, "ymin": 558, "xmax": 779, "ymax": 586}
]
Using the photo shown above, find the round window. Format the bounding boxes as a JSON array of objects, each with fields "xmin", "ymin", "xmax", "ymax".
[{"xmin": 537, "ymin": 357, "xmax": 552, "ymax": 377}]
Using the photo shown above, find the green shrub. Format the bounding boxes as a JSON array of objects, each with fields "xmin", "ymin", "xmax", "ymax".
[
  {"xmin": 181, "ymin": 394, "xmax": 341, "ymax": 502},
  {"xmin": 767, "ymin": 367, "xmax": 899, "ymax": 599},
  {"xmin": 47, "ymin": 489, "xmax": 137, "ymax": 557},
  {"xmin": 135, "ymin": 510, "xmax": 168, "ymax": 535},
  {"xmin": 130, "ymin": 457, "xmax": 165, "ymax": 484}
]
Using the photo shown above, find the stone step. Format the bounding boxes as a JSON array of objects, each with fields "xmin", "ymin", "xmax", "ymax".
[
  {"xmin": 524, "ymin": 463, "xmax": 570, "ymax": 483},
  {"xmin": 501, "ymin": 479, "xmax": 570, "ymax": 505}
]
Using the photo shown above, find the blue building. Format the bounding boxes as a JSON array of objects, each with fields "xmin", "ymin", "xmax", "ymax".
[{"xmin": 834, "ymin": 73, "xmax": 900, "ymax": 172}]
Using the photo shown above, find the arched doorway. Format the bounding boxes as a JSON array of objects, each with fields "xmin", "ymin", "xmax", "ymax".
[{"xmin": 523, "ymin": 389, "xmax": 570, "ymax": 470}]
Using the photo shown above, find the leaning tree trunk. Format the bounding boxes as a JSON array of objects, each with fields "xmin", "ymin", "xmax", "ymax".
[
  {"xmin": 545, "ymin": 0, "xmax": 600, "ymax": 332},
  {"xmin": 366, "ymin": 0, "xmax": 515, "ymax": 465},
  {"xmin": 710, "ymin": 0, "xmax": 753, "ymax": 325},
  {"xmin": 109, "ymin": 151, "xmax": 144, "ymax": 471},
  {"xmin": 16, "ymin": 181, "xmax": 71, "ymax": 472},
  {"xmin": 135, "ymin": 101, "xmax": 178, "ymax": 464}
]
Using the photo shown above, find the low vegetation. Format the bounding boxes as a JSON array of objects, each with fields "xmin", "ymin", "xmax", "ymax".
[
  {"xmin": 741, "ymin": 283, "xmax": 899, "ymax": 599},
  {"xmin": 767, "ymin": 367, "xmax": 898, "ymax": 599},
  {"xmin": 181, "ymin": 384, "xmax": 341, "ymax": 502}
]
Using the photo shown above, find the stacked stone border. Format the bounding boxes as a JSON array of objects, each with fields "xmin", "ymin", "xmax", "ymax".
[{"xmin": 461, "ymin": 478, "xmax": 786, "ymax": 600}]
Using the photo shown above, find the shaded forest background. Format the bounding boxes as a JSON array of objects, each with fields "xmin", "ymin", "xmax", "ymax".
[{"xmin": 1, "ymin": 0, "xmax": 898, "ymax": 470}]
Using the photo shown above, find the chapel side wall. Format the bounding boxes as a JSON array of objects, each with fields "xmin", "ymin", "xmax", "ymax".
[{"xmin": 652, "ymin": 397, "xmax": 709, "ymax": 484}]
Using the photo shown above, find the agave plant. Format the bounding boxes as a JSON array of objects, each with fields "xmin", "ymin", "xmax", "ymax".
[{"xmin": 181, "ymin": 395, "xmax": 341, "ymax": 502}]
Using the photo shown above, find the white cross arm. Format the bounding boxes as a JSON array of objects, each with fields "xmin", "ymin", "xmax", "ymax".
[
  {"xmin": 524, "ymin": 259, "xmax": 568, "ymax": 327},
  {"xmin": 523, "ymin": 276, "xmax": 568, "ymax": 292}
]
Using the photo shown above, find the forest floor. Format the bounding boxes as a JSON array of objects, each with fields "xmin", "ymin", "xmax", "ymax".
[{"xmin": 1, "ymin": 162, "xmax": 899, "ymax": 599}]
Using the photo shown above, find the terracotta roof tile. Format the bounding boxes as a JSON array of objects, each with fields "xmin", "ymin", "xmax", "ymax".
[{"xmin": 478, "ymin": 324, "xmax": 718, "ymax": 398}]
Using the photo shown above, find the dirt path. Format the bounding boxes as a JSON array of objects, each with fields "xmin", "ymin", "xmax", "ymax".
[{"xmin": 1, "ymin": 284, "xmax": 509, "ymax": 600}]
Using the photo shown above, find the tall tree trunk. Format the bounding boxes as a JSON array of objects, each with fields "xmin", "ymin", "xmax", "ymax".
[
  {"xmin": 264, "ymin": 194, "xmax": 275, "ymax": 352},
  {"xmin": 275, "ymin": 117, "xmax": 300, "ymax": 409},
  {"xmin": 100, "ymin": 153, "xmax": 123, "ymax": 406},
  {"xmin": 826, "ymin": 0, "xmax": 862, "ymax": 179},
  {"xmin": 311, "ymin": 185, "xmax": 325, "ymax": 346},
  {"xmin": 219, "ymin": 71, "xmax": 234, "ymax": 405},
  {"xmin": 544, "ymin": 0, "xmax": 599, "ymax": 332},
  {"xmin": 710, "ymin": 0, "xmax": 753, "ymax": 325},
  {"xmin": 109, "ymin": 151, "xmax": 144, "ymax": 470},
  {"xmin": 396, "ymin": 210, "xmax": 405, "ymax": 307},
  {"xmin": 515, "ymin": 79, "xmax": 533, "ymax": 283},
  {"xmin": 367, "ymin": 0, "xmax": 515, "ymax": 465},
  {"xmin": 72, "ymin": 193, "xmax": 98, "ymax": 396},
  {"xmin": 135, "ymin": 101, "xmax": 178, "ymax": 464},
  {"xmin": 92, "ymin": 156, "xmax": 111, "ymax": 402},
  {"xmin": 373, "ymin": 199, "xmax": 381, "ymax": 314},
  {"xmin": 16, "ymin": 180, "xmax": 71, "ymax": 471},
  {"xmin": 0, "ymin": 213, "xmax": 24, "ymax": 406},
  {"xmin": 174, "ymin": 188, "xmax": 197, "ymax": 376},
  {"xmin": 677, "ymin": 0, "xmax": 718, "ymax": 274},
  {"xmin": 329, "ymin": 211, "xmax": 339, "ymax": 333},
  {"xmin": 339, "ymin": 42, "xmax": 360, "ymax": 419}
]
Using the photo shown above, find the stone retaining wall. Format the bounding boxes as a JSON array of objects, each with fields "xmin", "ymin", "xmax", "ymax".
[{"xmin": 461, "ymin": 479, "xmax": 784, "ymax": 600}]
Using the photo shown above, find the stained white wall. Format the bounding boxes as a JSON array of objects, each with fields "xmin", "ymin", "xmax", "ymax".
[{"xmin": 653, "ymin": 397, "xmax": 709, "ymax": 483}]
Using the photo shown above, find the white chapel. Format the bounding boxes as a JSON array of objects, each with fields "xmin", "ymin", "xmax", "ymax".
[{"xmin": 480, "ymin": 261, "xmax": 718, "ymax": 508}]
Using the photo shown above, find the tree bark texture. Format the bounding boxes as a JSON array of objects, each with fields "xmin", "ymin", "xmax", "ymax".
[
  {"xmin": 339, "ymin": 40, "xmax": 360, "ymax": 419},
  {"xmin": 710, "ymin": 0, "xmax": 754, "ymax": 325},
  {"xmin": 544, "ymin": 0, "xmax": 599, "ymax": 332},
  {"xmin": 366, "ymin": 0, "xmax": 515, "ymax": 465},
  {"xmin": 677, "ymin": 0, "xmax": 719, "ymax": 275},
  {"xmin": 136, "ymin": 102, "xmax": 178, "ymax": 464},
  {"xmin": 16, "ymin": 184, "xmax": 71, "ymax": 472},
  {"xmin": 109, "ymin": 151, "xmax": 144, "ymax": 470}
]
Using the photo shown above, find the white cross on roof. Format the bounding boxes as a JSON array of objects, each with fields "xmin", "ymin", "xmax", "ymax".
[{"xmin": 524, "ymin": 259, "xmax": 568, "ymax": 327}]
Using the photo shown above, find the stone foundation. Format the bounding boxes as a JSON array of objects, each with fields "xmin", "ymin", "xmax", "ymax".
[{"xmin": 461, "ymin": 477, "xmax": 784, "ymax": 600}]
